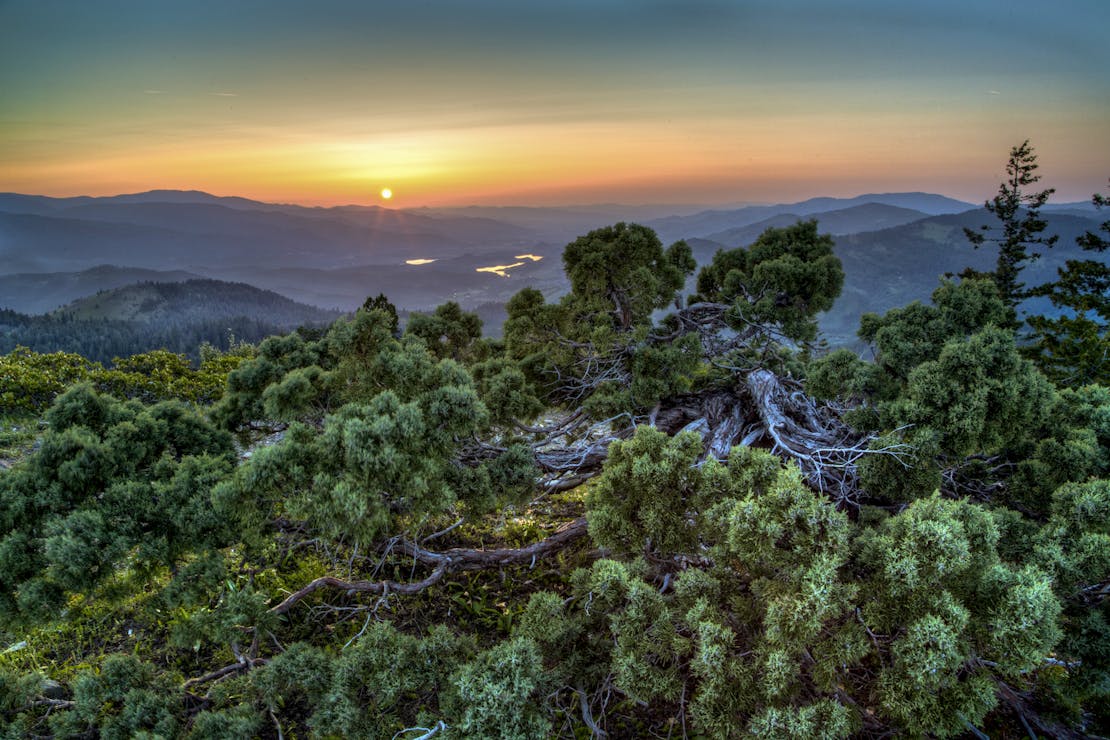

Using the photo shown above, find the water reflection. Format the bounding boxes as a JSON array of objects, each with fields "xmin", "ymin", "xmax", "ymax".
[{"xmin": 476, "ymin": 262, "xmax": 525, "ymax": 277}]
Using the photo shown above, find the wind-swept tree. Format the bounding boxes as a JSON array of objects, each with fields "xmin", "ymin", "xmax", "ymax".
[
  {"xmin": 692, "ymin": 219, "xmax": 844, "ymax": 345},
  {"xmin": 503, "ymin": 222, "xmax": 697, "ymax": 416}
]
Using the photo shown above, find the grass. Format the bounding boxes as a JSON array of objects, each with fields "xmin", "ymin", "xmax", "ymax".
[{"xmin": 0, "ymin": 412, "xmax": 40, "ymax": 463}]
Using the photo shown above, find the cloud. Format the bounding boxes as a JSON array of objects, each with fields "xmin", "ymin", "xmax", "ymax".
[
  {"xmin": 987, "ymin": 90, "xmax": 1001, "ymax": 95},
  {"xmin": 212, "ymin": 92, "xmax": 239, "ymax": 97},
  {"xmin": 142, "ymin": 90, "xmax": 166, "ymax": 94}
]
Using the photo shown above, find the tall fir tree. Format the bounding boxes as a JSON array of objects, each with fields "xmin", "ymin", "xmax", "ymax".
[{"xmin": 964, "ymin": 140, "xmax": 1058, "ymax": 325}]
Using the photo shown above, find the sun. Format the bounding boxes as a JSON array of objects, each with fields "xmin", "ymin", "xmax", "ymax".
[{"xmin": 380, "ymin": 187, "xmax": 393, "ymax": 200}]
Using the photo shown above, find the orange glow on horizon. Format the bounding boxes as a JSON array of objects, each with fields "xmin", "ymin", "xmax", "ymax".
[
  {"xmin": 3, "ymin": 107, "xmax": 1108, "ymax": 206},
  {"xmin": 2, "ymin": 3, "xmax": 1107, "ymax": 208}
]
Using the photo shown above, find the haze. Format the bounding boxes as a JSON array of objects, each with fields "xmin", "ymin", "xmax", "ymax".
[{"xmin": 2, "ymin": 0, "xmax": 1108, "ymax": 207}]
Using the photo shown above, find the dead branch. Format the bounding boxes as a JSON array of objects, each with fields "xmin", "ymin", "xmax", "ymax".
[
  {"xmin": 398, "ymin": 517, "xmax": 589, "ymax": 571},
  {"xmin": 744, "ymin": 368, "xmax": 904, "ymax": 502},
  {"xmin": 182, "ymin": 658, "xmax": 267, "ymax": 690},
  {"xmin": 270, "ymin": 518, "xmax": 591, "ymax": 615},
  {"xmin": 269, "ymin": 561, "xmax": 450, "ymax": 615},
  {"xmin": 995, "ymin": 679, "xmax": 1085, "ymax": 740}
]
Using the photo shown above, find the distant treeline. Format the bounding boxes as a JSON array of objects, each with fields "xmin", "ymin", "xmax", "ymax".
[{"xmin": 0, "ymin": 310, "xmax": 319, "ymax": 363}]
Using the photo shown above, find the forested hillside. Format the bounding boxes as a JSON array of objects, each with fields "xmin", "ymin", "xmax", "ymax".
[
  {"xmin": 0, "ymin": 280, "xmax": 342, "ymax": 363},
  {"xmin": 0, "ymin": 148, "xmax": 1107, "ymax": 738},
  {"xmin": 0, "ymin": 265, "xmax": 203, "ymax": 316}
]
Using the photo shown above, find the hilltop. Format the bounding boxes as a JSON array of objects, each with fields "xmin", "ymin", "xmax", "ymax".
[
  {"xmin": 0, "ymin": 279, "xmax": 342, "ymax": 363},
  {"xmin": 55, "ymin": 279, "xmax": 342, "ymax": 326}
]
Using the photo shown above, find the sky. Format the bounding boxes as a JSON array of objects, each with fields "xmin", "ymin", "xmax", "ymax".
[{"xmin": 1, "ymin": 0, "xmax": 1108, "ymax": 207}]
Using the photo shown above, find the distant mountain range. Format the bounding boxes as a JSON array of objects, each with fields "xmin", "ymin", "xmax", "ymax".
[
  {"xmin": 0, "ymin": 190, "xmax": 534, "ymax": 274},
  {"xmin": 704, "ymin": 203, "xmax": 933, "ymax": 246},
  {"xmin": 1, "ymin": 189, "xmax": 1104, "ymax": 348},
  {"xmin": 645, "ymin": 192, "xmax": 976, "ymax": 244}
]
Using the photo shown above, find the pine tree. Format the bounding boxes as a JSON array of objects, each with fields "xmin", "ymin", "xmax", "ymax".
[
  {"xmin": 963, "ymin": 140, "xmax": 1058, "ymax": 323},
  {"xmin": 1026, "ymin": 183, "xmax": 1110, "ymax": 384}
]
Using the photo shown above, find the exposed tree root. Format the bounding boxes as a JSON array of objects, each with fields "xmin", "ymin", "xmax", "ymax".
[{"xmin": 516, "ymin": 368, "xmax": 908, "ymax": 507}]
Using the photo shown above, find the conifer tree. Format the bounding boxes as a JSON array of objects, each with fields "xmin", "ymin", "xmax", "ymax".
[
  {"xmin": 963, "ymin": 140, "xmax": 1058, "ymax": 322},
  {"xmin": 1026, "ymin": 184, "xmax": 1110, "ymax": 384}
]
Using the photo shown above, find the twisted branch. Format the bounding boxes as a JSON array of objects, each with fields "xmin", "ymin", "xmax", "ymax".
[{"xmin": 269, "ymin": 518, "xmax": 591, "ymax": 615}]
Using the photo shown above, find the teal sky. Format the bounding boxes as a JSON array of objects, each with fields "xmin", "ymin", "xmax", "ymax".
[{"xmin": 2, "ymin": 0, "xmax": 1108, "ymax": 205}]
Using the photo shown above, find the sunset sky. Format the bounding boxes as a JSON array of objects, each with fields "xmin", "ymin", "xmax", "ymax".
[{"xmin": 2, "ymin": 0, "xmax": 1108, "ymax": 207}]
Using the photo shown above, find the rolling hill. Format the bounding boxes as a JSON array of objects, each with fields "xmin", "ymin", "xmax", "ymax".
[
  {"xmin": 706, "ymin": 203, "xmax": 931, "ymax": 245},
  {"xmin": 0, "ymin": 190, "xmax": 540, "ymax": 275},
  {"xmin": 55, "ymin": 279, "xmax": 342, "ymax": 326},
  {"xmin": 820, "ymin": 208, "xmax": 1103, "ymax": 343},
  {"xmin": 0, "ymin": 265, "xmax": 204, "ymax": 315},
  {"xmin": 0, "ymin": 279, "xmax": 344, "ymax": 363}
]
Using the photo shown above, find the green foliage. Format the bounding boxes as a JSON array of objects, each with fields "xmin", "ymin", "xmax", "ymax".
[
  {"xmin": 804, "ymin": 347, "xmax": 879, "ymax": 404},
  {"xmin": 362, "ymin": 292, "xmax": 401, "ymax": 335},
  {"xmin": 894, "ymin": 325, "xmax": 1054, "ymax": 456},
  {"xmin": 446, "ymin": 637, "xmax": 550, "ymax": 739},
  {"xmin": 469, "ymin": 356, "xmax": 543, "ymax": 426},
  {"xmin": 694, "ymin": 219, "xmax": 844, "ymax": 343},
  {"xmin": 216, "ymin": 308, "xmax": 535, "ymax": 547},
  {"xmin": 0, "ymin": 344, "xmax": 248, "ymax": 415},
  {"xmin": 0, "ymin": 210, "xmax": 1104, "ymax": 737},
  {"xmin": 1032, "ymin": 479, "xmax": 1110, "ymax": 723},
  {"xmin": 963, "ymin": 139, "xmax": 1058, "ymax": 316},
  {"xmin": 857, "ymin": 277, "xmax": 1009, "ymax": 384},
  {"xmin": 745, "ymin": 699, "xmax": 855, "ymax": 739},
  {"xmin": 587, "ymin": 427, "xmax": 715, "ymax": 557},
  {"xmin": 185, "ymin": 705, "xmax": 264, "ymax": 739},
  {"xmin": 562, "ymin": 222, "xmax": 693, "ymax": 332},
  {"xmin": 48, "ymin": 655, "xmax": 182, "ymax": 740},
  {"xmin": 1026, "ymin": 185, "xmax": 1110, "ymax": 385},
  {"xmin": 405, "ymin": 300, "xmax": 484, "ymax": 362},
  {"xmin": 502, "ymin": 223, "xmax": 696, "ymax": 415},
  {"xmin": 214, "ymin": 328, "xmax": 324, "ymax": 425},
  {"xmin": 1004, "ymin": 384, "xmax": 1110, "ymax": 515},
  {"xmin": 314, "ymin": 622, "xmax": 473, "ymax": 737},
  {"xmin": 857, "ymin": 495, "xmax": 1062, "ymax": 733},
  {"xmin": 857, "ymin": 429, "xmax": 941, "ymax": 502},
  {"xmin": 0, "ymin": 347, "xmax": 98, "ymax": 413},
  {"xmin": 574, "ymin": 449, "xmax": 863, "ymax": 735},
  {"xmin": 0, "ymin": 385, "xmax": 234, "ymax": 627}
]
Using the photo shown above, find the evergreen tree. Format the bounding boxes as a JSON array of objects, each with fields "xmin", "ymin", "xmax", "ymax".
[
  {"xmin": 1026, "ymin": 184, "xmax": 1110, "ymax": 384},
  {"xmin": 405, "ymin": 300, "xmax": 484, "ymax": 362},
  {"xmin": 693, "ymin": 219, "xmax": 844, "ymax": 344},
  {"xmin": 963, "ymin": 140, "xmax": 1058, "ymax": 322},
  {"xmin": 502, "ymin": 222, "xmax": 697, "ymax": 416}
]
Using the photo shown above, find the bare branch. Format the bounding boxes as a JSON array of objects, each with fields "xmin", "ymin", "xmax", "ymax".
[
  {"xmin": 182, "ymin": 658, "xmax": 267, "ymax": 690},
  {"xmin": 398, "ymin": 517, "xmax": 590, "ymax": 571},
  {"xmin": 270, "ymin": 518, "xmax": 591, "ymax": 615}
]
